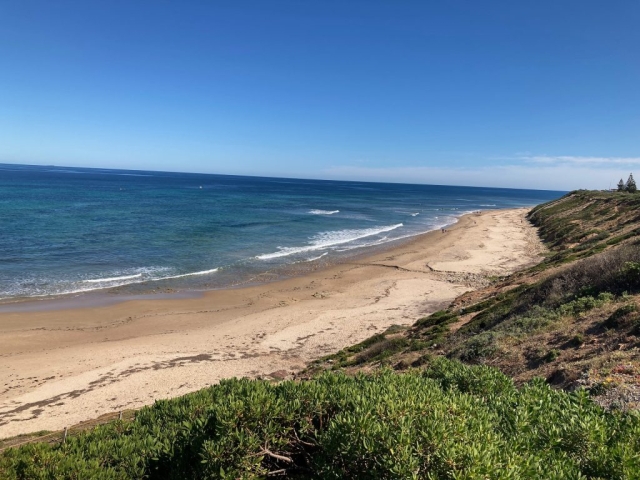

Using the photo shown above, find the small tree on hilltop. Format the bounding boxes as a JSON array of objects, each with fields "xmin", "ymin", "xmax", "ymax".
[
  {"xmin": 618, "ymin": 178, "xmax": 626, "ymax": 191},
  {"xmin": 627, "ymin": 173, "xmax": 637, "ymax": 193}
]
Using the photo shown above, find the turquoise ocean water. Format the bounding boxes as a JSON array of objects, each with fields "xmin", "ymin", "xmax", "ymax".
[{"xmin": 0, "ymin": 164, "xmax": 563, "ymax": 302}]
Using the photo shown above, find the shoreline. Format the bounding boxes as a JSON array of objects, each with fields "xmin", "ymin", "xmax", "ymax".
[
  {"xmin": 0, "ymin": 207, "xmax": 543, "ymax": 438},
  {"xmin": 0, "ymin": 212, "xmax": 469, "ymax": 312}
]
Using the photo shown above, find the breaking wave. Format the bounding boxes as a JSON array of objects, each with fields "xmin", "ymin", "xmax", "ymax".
[
  {"xmin": 309, "ymin": 209, "xmax": 340, "ymax": 215},
  {"xmin": 256, "ymin": 224, "xmax": 404, "ymax": 260}
]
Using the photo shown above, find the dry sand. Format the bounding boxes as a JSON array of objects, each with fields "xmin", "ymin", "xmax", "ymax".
[{"xmin": 0, "ymin": 208, "xmax": 543, "ymax": 438}]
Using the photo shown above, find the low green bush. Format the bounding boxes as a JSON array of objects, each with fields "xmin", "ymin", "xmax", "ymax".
[
  {"xmin": 350, "ymin": 337, "xmax": 408, "ymax": 365},
  {"xmin": 571, "ymin": 333, "xmax": 585, "ymax": 346},
  {"xmin": 603, "ymin": 304, "xmax": 639, "ymax": 330},
  {"xmin": 414, "ymin": 309, "xmax": 457, "ymax": 328},
  {"xmin": 543, "ymin": 349, "xmax": 561, "ymax": 363},
  {"xmin": 3, "ymin": 360, "xmax": 639, "ymax": 479},
  {"xmin": 557, "ymin": 292, "xmax": 615, "ymax": 317},
  {"xmin": 454, "ymin": 331, "xmax": 503, "ymax": 362},
  {"xmin": 412, "ymin": 310, "xmax": 459, "ymax": 347},
  {"xmin": 453, "ymin": 293, "xmax": 615, "ymax": 362},
  {"xmin": 500, "ymin": 305, "xmax": 560, "ymax": 335},
  {"xmin": 607, "ymin": 228, "xmax": 640, "ymax": 246}
]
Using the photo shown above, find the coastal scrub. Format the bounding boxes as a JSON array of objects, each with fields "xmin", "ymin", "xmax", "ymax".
[{"xmin": 1, "ymin": 359, "xmax": 638, "ymax": 479}]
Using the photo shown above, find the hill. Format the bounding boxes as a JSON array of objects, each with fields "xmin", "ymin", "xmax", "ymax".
[{"xmin": 307, "ymin": 190, "xmax": 640, "ymax": 410}]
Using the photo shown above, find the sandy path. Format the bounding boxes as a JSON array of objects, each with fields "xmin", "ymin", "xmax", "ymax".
[{"xmin": 0, "ymin": 208, "xmax": 542, "ymax": 438}]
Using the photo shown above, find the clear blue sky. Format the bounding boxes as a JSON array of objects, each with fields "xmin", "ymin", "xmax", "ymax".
[{"xmin": 1, "ymin": 1, "xmax": 638, "ymax": 190}]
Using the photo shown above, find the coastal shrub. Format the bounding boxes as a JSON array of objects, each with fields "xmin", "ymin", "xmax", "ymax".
[
  {"xmin": 457, "ymin": 287, "xmax": 524, "ymax": 334},
  {"xmin": 346, "ymin": 333, "xmax": 386, "ymax": 353},
  {"xmin": 603, "ymin": 304, "xmax": 640, "ymax": 330},
  {"xmin": 557, "ymin": 292, "xmax": 614, "ymax": 317},
  {"xmin": 575, "ymin": 229, "xmax": 610, "ymax": 245},
  {"xmin": 452, "ymin": 292, "xmax": 616, "ymax": 362},
  {"xmin": 455, "ymin": 331, "xmax": 503, "ymax": 361},
  {"xmin": 459, "ymin": 295, "xmax": 500, "ymax": 314},
  {"xmin": 498, "ymin": 305, "xmax": 560, "ymax": 335},
  {"xmin": 423, "ymin": 357, "xmax": 515, "ymax": 397},
  {"xmin": 543, "ymin": 349, "xmax": 561, "ymax": 363},
  {"xmin": 350, "ymin": 337, "xmax": 408, "ymax": 365},
  {"xmin": 315, "ymin": 325, "xmax": 413, "ymax": 369},
  {"xmin": 410, "ymin": 353, "xmax": 433, "ymax": 368},
  {"xmin": 407, "ymin": 339, "xmax": 431, "ymax": 351},
  {"xmin": 623, "ymin": 261, "xmax": 640, "ymax": 287},
  {"xmin": 381, "ymin": 324, "xmax": 406, "ymax": 335},
  {"xmin": 589, "ymin": 232, "xmax": 611, "ymax": 245},
  {"xmin": 571, "ymin": 333, "xmax": 585, "ymax": 346},
  {"xmin": 2, "ymin": 360, "xmax": 640, "ymax": 479},
  {"xmin": 501, "ymin": 247, "xmax": 640, "ymax": 318},
  {"xmin": 607, "ymin": 228, "xmax": 640, "ymax": 246},
  {"xmin": 412, "ymin": 310, "xmax": 458, "ymax": 346},
  {"xmin": 414, "ymin": 309, "xmax": 456, "ymax": 328}
]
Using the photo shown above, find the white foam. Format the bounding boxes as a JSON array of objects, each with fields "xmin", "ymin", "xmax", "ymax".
[
  {"xmin": 256, "ymin": 224, "xmax": 404, "ymax": 260},
  {"xmin": 305, "ymin": 253, "xmax": 328, "ymax": 262},
  {"xmin": 84, "ymin": 273, "xmax": 142, "ymax": 283},
  {"xmin": 411, "ymin": 212, "xmax": 420, "ymax": 216},
  {"xmin": 336, "ymin": 236, "xmax": 390, "ymax": 252},
  {"xmin": 308, "ymin": 209, "xmax": 339, "ymax": 215},
  {"xmin": 336, "ymin": 217, "xmax": 462, "ymax": 252},
  {"xmin": 4, "ymin": 267, "xmax": 174, "ymax": 298},
  {"xmin": 480, "ymin": 204, "xmax": 497, "ymax": 207},
  {"xmin": 7, "ymin": 278, "xmax": 151, "ymax": 298},
  {"xmin": 159, "ymin": 268, "xmax": 219, "ymax": 280}
]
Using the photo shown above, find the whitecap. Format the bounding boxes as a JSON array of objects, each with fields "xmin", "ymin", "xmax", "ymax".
[
  {"xmin": 305, "ymin": 253, "xmax": 328, "ymax": 262},
  {"xmin": 84, "ymin": 273, "xmax": 142, "ymax": 283},
  {"xmin": 256, "ymin": 224, "xmax": 404, "ymax": 260},
  {"xmin": 336, "ymin": 218, "xmax": 462, "ymax": 252},
  {"xmin": 159, "ymin": 268, "xmax": 219, "ymax": 280},
  {"xmin": 308, "ymin": 209, "xmax": 339, "ymax": 215}
]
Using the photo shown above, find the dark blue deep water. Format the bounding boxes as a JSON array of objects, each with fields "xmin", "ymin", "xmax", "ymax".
[{"xmin": 0, "ymin": 164, "xmax": 563, "ymax": 301}]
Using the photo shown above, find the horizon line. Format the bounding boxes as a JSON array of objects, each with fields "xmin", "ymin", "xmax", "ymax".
[{"xmin": 0, "ymin": 161, "xmax": 568, "ymax": 193}]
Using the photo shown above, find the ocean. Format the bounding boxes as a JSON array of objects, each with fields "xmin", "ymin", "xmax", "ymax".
[{"xmin": 0, "ymin": 163, "xmax": 563, "ymax": 302}]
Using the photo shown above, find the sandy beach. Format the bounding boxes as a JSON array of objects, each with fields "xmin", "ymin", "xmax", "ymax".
[{"xmin": 0, "ymin": 208, "xmax": 543, "ymax": 438}]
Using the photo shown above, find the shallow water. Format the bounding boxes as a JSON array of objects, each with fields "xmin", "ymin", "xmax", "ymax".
[{"xmin": 0, "ymin": 163, "xmax": 563, "ymax": 301}]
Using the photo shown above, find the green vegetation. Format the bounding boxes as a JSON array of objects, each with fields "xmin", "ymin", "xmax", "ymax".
[
  {"xmin": 449, "ymin": 266, "xmax": 629, "ymax": 363},
  {"xmin": 438, "ymin": 240, "xmax": 640, "ymax": 364},
  {"xmin": 410, "ymin": 310, "xmax": 459, "ymax": 347},
  {"xmin": 527, "ymin": 190, "xmax": 640, "ymax": 270},
  {"xmin": 603, "ymin": 304, "xmax": 640, "ymax": 332},
  {"xmin": 2, "ymin": 359, "xmax": 639, "ymax": 479},
  {"xmin": 310, "ymin": 325, "xmax": 410, "ymax": 369}
]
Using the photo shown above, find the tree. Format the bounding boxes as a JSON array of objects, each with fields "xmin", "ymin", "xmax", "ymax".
[
  {"xmin": 618, "ymin": 178, "xmax": 626, "ymax": 191},
  {"xmin": 627, "ymin": 173, "xmax": 637, "ymax": 193}
]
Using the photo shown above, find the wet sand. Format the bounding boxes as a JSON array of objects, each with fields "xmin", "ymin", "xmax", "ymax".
[{"xmin": 0, "ymin": 208, "xmax": 543, "ymax": 438}]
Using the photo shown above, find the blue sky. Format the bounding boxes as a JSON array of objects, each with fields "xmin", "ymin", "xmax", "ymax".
[{"xmin": 1, "ymin": 1, "xmax": 638, "ymax": 190}]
